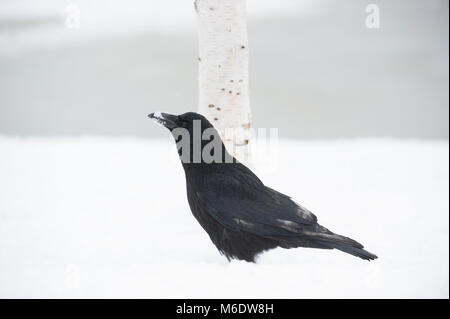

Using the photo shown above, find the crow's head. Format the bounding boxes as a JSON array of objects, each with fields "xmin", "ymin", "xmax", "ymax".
[
  {"xmin": 148, "ymin": 112, "xmax": 213, "ymax": 132},
  {"xmin": 148, "ymin": 111, "xmax": 234, "ymax": 164}
]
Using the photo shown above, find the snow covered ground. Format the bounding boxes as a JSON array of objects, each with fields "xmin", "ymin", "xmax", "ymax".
[{"xmin": 0, "ymin": 136, "xmax": 448, "ymax": 298}]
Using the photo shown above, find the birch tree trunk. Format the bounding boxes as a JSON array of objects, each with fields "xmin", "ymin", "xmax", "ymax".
[{"xmin": 195, "ymin": 0, "xmax": 252, "ymax": 165}]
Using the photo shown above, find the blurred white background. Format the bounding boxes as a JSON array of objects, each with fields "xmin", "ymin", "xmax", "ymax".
[
  {"xmin": 0, "ymin": 0, "xmax": 448, "ymax": 299},
  {"xmin": 0, "ymin": 0, "xmax": 448, "ymax": 139}
]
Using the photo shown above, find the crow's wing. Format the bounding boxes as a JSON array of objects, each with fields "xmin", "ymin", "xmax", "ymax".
[
  {"xmin": 195, "ymin": 165, "xmax": 376, "ymax": 260},
  {"xmin": 197, "ymin": 165, "xmax": 319, "ymax": 238}
]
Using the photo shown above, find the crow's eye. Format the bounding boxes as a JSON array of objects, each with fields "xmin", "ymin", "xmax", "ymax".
[{"xmin": 178, "ymin": 119, "xmax": 189, "ymax": 128}]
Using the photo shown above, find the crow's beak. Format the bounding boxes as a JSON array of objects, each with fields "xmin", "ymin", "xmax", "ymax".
[{"xmin": 148, "ymin": 112, "xmax": 178, "ymax": 130}]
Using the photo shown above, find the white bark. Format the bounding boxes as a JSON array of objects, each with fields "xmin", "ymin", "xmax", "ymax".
[{"xmin": 196, "ymin": 0, "xmax": 252, "ymax": 165}]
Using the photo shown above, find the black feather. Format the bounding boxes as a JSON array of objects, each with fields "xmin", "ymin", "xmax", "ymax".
[{"xmin": 150, "ymin": 112, "xmax": 378, "ymax": 262}]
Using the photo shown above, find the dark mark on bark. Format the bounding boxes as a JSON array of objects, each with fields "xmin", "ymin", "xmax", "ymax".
[
  {"xmin": 208, "ymin": 104, "xmax": 215, "ymax": 108},
  {"xmin": 236, "ymin": 139, "xmax": 249, "ymax": 146},
  {"xmin": 216, "ymin": 107, "xmax": 221, "ymax": 111}
]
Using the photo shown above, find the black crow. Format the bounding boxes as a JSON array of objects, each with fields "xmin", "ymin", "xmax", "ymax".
[{"xmin": 148, "ymin": 111, "xmax": 377, "ymax": 262}]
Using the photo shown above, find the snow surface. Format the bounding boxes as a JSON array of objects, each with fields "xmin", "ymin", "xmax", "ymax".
[{"xmin": 0, "ymin": 136, "xmax": 448, "ymax": 298}]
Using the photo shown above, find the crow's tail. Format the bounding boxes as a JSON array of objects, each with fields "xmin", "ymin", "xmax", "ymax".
[
  {"xmin": 310, "ymin": 229, "xmax": 377, "ymax": 260},
  {"xmin": 266, "ymin": 222, "xmax": 378, "ymax": 260},
  {"xmin": 319, "ymin": 241, "xmax": 378, "ymax": 260},
  {"xmin": 297, "ymin": 226, "xmax": 378, "ymax": 260}
]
